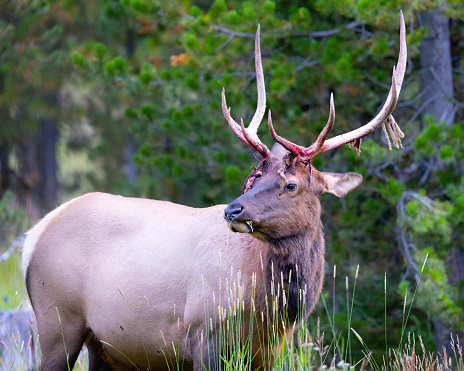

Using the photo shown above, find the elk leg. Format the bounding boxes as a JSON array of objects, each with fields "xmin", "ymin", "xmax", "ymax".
[
  {"xmin": 191, "ymin": 336, "xmax": 218, "ymax": 371},
  {"xmin": 87, "ymin": 335, "xmax": 114, "ymax": 371},
  {"xmin": 36, "ymin": 313, "xmax": 87, "ymax": 371}
]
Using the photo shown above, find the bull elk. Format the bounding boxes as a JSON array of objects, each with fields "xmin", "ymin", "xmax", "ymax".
[{"xmin": 22, "ymin": 12, "xmax": 407, "ymax": 371}]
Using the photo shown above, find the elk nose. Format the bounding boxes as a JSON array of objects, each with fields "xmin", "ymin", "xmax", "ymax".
[{"xmin": 224, "ymin": 203, "xmax": 244, "ymax": 220}]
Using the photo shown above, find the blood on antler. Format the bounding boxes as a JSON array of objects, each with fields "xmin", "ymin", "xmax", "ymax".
[{"xmin": 223, "ymin": 11, "xmax": 407, "ymax": 164}]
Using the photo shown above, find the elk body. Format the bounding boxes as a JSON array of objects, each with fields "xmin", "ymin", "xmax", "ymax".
[{"xmin": 23, "ymin": 14, "xmax": 406, "ymax": 371}]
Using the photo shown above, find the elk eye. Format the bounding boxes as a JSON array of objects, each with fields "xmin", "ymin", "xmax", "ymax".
[{"xmin": 285, "ymin": 183, "xmax": 297, "ymax": 192}]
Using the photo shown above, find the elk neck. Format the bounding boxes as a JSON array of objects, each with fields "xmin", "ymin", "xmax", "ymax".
[{"xmin": 261, "ymin": 222, "xmax": 325, "ymax": 325}]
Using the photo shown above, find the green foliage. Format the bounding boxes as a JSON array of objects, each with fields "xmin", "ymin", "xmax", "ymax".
[
  {"xmin": 77, "ymin": 1, "xmax": 460, "ymax": 352},
  {"xmin": 5, "ymin": 0, "xmax": 464, "ymax": 362},
  {"xmin": 438, "ymin": 145, "xmax": 453, "ymax": 162},
  {"xmin": 263, "ymin": 1, "xmax": 276, "ymax": 14},
  {"xmin": 112, "ymin": 56, "xmax": 127, "ymax": 72},
  {"xmin": 335, "ymin": 52, "xmax": 355, "ymax": 77},
  {"xmin": 402, "ymin": 197, "xmax": 452, "ymax": 244},
  {"xmin": 389, "ymin": 113, "xmax": 464, "ymax": 334},
  {"xmin": 188, "ymin": 5, "xmax": 203, "ymax": 17},
  {"xmin": 379, "ymin": 178, "xmax": 405, "ymax": 205},
  {"xmin": 0, "ymin": 192, "xmax": 29, "ymax": 242},
  {"xmin": 240, "ymin": 1, "xmax": 257, "ymax": 20},
  {"xmin": 289, "ymin": 6, "xmax": 311, "ymax": 27},
  {"xmin": 185, "ymin": 73, "xmax": 199, "ymax": 89},
  {"xmin": 139, "ymin": 70, "xmax": 152, "ymax": 84},
  {"xmin": 0, "ymin": 0, "xmax": 73, "ymax": 144},
  {"xmin": 93, "ymin": 42, "xmax": 106, "ymax": 59},
  {"xmin": 71, "ymin": 51, "xmax": 87, "ymax": 68},
  {"xmin": 184, "ymin": 32, "xmax": 199, "ymax": 50},
  {"xmin": 209, "ymin": 0, "xmax": 226, "ymax": 18},
  {"xmin": 0, "ymin": 192, "xmax": 29, "ymax": 309},
  {"xmin": 227, "ymin": 10, "xmax": 240, "ymax": 24}
]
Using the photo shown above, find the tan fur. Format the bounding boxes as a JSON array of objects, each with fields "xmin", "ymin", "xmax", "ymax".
[
  {"xmin": 22, "ymin": 194, "xmax": 85, "ymax": 276},
  {"xmin": 24, "ymin": 158, "xmax": 362, "ymax": 370},
  {"xmin": 24, "ymin": 193, "xmax": 268, "ymax": 370}
]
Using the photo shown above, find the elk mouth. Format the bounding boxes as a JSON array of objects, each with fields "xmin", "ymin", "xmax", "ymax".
[
  {"xmin": 224, "ymin": 202, "xmax": 256, "ymax": 233},
  {"xmin": 226, "ymin": 220, "xmax": 255, "ymax": 233}
]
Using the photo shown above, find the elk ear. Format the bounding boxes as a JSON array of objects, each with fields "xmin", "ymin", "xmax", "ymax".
[{"xmin": 319, "ymin": 172, "xmax": 363, "ymax": 198}]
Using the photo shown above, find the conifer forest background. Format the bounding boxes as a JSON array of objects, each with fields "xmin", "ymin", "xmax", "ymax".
[{"xmin": 1, "ymin": 0, "xmax": 464, "ymax": 366}]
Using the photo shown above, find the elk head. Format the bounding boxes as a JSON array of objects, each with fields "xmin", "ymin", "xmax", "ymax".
[{"xmin": 223, "ymin": 13, "xmax": 407, "ymax": 241}]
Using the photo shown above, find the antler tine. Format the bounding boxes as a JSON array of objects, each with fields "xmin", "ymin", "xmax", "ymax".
[
  {"xmin": 268, "ymin": 93, "xmax": 336, "ymax": 161},
  {"xmin": 311, "ymin": 92, "xmax": 335, "ymax": 155},
  {"xmin": 395, "ymin": 10, "xmax": 407, "ymax": 98},
  {"xmin": 222, "ymin": 90, "xmax": 246, "ymax": 143},
  {"xmin": 268, "ymin": 110, "xmax": 303, "ymax": 156},
  {"xmin": 248, "ymin": 24, "xmax": 267, "ymax": 136},
  {"xmin": 222, "ymin": 25, "xmax": 270, "ymax": 158},
  {"xmin": 303, "ymin": 11, "xmax": 407, "ymax": 159}
]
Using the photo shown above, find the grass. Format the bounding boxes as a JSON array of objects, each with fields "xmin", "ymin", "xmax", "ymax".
[
  {"xmin": 0, "ymin": 253, "xmax": 25, "ymax": 311},
  {"xmin": 0, "ymin": 192, "xmax": 29, "ymax": 311},
  {"xmin": 0, "ymin": 293, "xmax": 89, "ymax": 371},
  {"xmin": 0, "ymin": 303, "xmax": 39, "ymax": 370},
  {"xmin": 0, "ymin": 249, "xmax": 462, "ymax": 370}
]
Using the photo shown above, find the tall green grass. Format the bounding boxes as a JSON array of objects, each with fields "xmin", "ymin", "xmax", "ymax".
[
  {"xmin": 1, "ymin": 251, "xmax": 462, "ymax": 370},
  {"xmin": 88, "ymin": 252, "xmax": 463, "ymax": 371},
  {"xmin": 0, "ymin": 253, "xmax": 25, "ymax": 311},
  {"xmin": 0, "ymin": 191, "xmax": 30, "ymax": 310}
]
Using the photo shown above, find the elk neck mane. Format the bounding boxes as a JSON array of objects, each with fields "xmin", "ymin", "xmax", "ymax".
[{"xmin": 261, "ymin": 216, "xmax": 325, "ymax": 326}]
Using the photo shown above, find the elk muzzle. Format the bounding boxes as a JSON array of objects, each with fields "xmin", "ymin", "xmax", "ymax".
[{"xmin": 224, "ymin": 201, "xmax": 254, "ymax": 233}]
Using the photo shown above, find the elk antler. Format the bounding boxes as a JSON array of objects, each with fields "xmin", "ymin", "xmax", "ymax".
[
  {"xmin": 222, "ymin": 25, "xmax": 271, "ymax": 158},
  {"xmin": 268, "ymin": 11, "xmax": 407, "ymax": 163}
]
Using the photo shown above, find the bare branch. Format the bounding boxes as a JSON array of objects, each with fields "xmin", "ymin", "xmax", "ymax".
[
  {"xmin": 396, "ymin": 190, "xmax": 439, "ymax": 283},
  {"xmin": 213, "ymin": 26, "xmax": 255, "ymax": 38},
  {"xmin": 171, "ymin": 9, "xmax": 363, "ymax": 40},
  {"xmin": 364, "ymin": 71, "xmax": 391, "ymax": 90},
  {"xmin": 294, "ymin": 57, "xmax": 321, "ymax": 73},
  {"xmin": 216, "ymin": 33, "xmax": 234, "ymax": 52},
  {"xmin": 397, "ymin": 227, "xmax": 421, "ymax": 281}
]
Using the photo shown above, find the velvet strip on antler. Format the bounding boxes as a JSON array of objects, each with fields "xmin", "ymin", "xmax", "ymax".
[{"xmin": 243, "ymin": 158, "xmax": 266, "ymax": 193}]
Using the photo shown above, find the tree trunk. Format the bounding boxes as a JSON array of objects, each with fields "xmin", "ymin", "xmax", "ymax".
[
  {"xmin": 0, "ymin": 145, "xmax": 12, "ymax": 198},
  {"xmin": 419, "ymin": 3, "xmax": 464, "ymax": 355},
  {"xmin": 125, "ymin": 29, "xmax": 138, "ymax": 186},
  {"xmin": 39, "ymin": 117, "xmax": 59, "ymax": 210},
  {"xmin": 125, "ymin": 133, "xmax": 137, "ymax": 185},
  {"xmin": 419, "ymin": 4, "xmax": 455, "ymax": 127},
  {"xmin": 17, "ymin": 133, "xmax": 42, "ymax": 220},
  {"xmin": 17, "ymin": 118, "xmax": 58, "ymax": 220}
]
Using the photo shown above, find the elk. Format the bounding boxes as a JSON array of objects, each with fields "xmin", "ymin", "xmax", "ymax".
[{"xmin": 22, "ymin": 13, "xmax": 406, "ymax": 371}]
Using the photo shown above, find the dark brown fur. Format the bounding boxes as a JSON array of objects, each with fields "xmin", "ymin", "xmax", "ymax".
[{"xmin": 224, "ymin": 145, "xmax": 361, "ymax": 364}]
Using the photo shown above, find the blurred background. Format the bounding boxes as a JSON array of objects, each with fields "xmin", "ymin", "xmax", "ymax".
[{"xmin": 0, "ymin": 0, "xmax": 463, "ymax": 365}]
